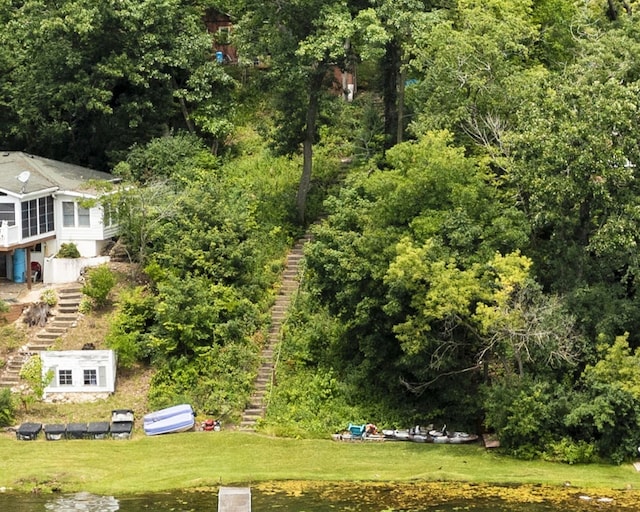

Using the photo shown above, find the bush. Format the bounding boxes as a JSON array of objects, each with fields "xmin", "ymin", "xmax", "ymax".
[
  {"xmin": 0, "ymin": 388, "xmax": 15, "ymax": 427},
  {"xmin": 57, "ymin": 243, "xmax": 81, "ymax": 258},
  {"xmin": 106, "ymin": 286, "xmax": 157, "ymax": 367},
  {"xmin": 543, "ymin": 438, "xmax": 598, "ymax": 464},
  {"xmin": 82, "ymin": 265, "xmax": 116, "ymax": 309},
  {"xmin": 39, "ymin": 289, "xmax": 58, "ymax": 307},
  {"xmin": 0, "ymin": 325, "xmax": 26, "ymax": 352}
]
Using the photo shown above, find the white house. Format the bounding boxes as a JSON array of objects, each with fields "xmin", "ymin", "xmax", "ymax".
[
  {"xmin": 41, "ymin": 349, "xmax": 118, "ymax": 402},
  {"xmin": 0, "ymin": 151, "xmax": 121, "ymax": 284}
]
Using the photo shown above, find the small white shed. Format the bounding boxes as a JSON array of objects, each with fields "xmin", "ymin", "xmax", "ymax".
[{"xmin": 41, "ymin": 350, "xmax": 117, "ymax": 403}]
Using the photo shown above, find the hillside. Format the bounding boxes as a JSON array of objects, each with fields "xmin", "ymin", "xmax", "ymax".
[{"xmin": 0, "ymin": 264, "xmax": 154, "ymax": 430}]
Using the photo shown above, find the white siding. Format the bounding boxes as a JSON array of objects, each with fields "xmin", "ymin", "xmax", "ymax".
[{"xmin": 41, "ymin": 350, "xmax": 117, "ymax": 398}]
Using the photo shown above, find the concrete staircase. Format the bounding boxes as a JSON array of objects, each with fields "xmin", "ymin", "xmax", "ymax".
[
  {"xmin": 239, "ymin": 234, "xmax": 312, "ymax": 431},
  {"xmin": 0, "ymin": 284, "xmax": 83, "ymax": 389}
]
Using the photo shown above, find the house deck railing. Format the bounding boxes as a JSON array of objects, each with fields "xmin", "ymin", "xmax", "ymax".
[{"xmin": 0, "ymin": 221, "xmax": 21, "ymax": 247}]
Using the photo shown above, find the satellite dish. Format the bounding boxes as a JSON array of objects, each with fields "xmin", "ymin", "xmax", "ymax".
[{"xmin": 17, "ymin": 171, "xmax": 30, "ymax": 193}]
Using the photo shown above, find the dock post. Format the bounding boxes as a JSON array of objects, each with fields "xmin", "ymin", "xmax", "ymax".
[{"xmin": 218, "ymin": 487, "xmax": 251, "ymax": 512}]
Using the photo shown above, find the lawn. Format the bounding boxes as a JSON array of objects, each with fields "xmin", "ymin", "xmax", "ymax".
[{"xmin": 2, "ymin": 430, "xmax": 640, "ymax": 497}]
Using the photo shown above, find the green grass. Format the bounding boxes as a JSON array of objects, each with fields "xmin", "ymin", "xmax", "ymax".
[{"xmin": 1, "ymin": 431, "xmax": 639, "ymax": 495}]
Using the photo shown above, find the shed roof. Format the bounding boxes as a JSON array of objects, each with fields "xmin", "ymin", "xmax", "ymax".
[{"xmin": 0, "ymin": 152, "xmax": 120, "ymax": 197}]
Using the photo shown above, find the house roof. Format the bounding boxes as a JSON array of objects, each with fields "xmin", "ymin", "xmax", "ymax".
[{"xmin": 0, "ymin": 151, "xmax": 120, "ymax": 197}]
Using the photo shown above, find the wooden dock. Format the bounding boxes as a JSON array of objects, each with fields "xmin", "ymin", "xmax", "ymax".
[{"xmin": 218, "ymin": 487, "xmax": 251, "ymax": 512}]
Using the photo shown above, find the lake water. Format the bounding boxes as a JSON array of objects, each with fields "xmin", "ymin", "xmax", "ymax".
[{"xmin": 0, "ymin": 483, "xmax": 619, "ymax": 511}]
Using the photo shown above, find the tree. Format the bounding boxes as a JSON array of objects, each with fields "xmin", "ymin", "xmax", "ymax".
[
  {"xmin": 304, "ymin": 131, "xmax": 531, "ymax": 420},
  {"xmin": 566, "ymin": 334, "xmax": 640, "ymax": 463},
  {"xmin": 372, "ymin": 0, "xmax": 445, "ymax": 147},
  {"xmin": 503, "ymin": 20, "xmax": 640, "ymax": 343},
  {"xmin": 82, "ymin": 265, "xmax": 117, "ymax": 309},
  {"xmin": 234, "ymin": 1, "xmax": 386, "ymax": 222},
  {"xmin": 0, "ymin": 0, "xmax": 234, "ymax": 168},
  {"xmin": 407, "ymin": 0, "xmax": 539, "ymax": 150},
  {"xmin": 17, "ymin": 355, "xmax": 53, "ymax": 413}
]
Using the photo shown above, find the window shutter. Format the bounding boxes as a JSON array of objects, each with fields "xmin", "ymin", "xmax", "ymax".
[
  {"xmin": 98, "ymin": 366, "xmax": 106, "ymax": 387},
  {"xmin": 49, "ymin": 366, "xmax": 58, "ymax": 388}
]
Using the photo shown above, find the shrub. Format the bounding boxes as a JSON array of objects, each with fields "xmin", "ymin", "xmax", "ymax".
[
  {"xmin": 0, "ymin": 388, "xmax": 15, "ymax": 427},
  {"xmin": 543, "ymin": 438, "xmax": 598, "ymax": 464},
  {"xmin": 18, "ymin": 355, "xmax": 53, "ymax": 412},
  {"xmin": 57, "ymin": 243, "xmax": 81, "ymax": 258},
  {"xmin": 39, "ymin": 289, "xmax": 58, "ymax": 307},
  {"xmin": 106, "ymin": 286, "xmax": 157, "ymax": 367},
  {"xmin": 82, "ymin": 265, "xmax": 116, "ymax": 309},
  {"xmin": 0, "ymin": 325, "xmax": 26, "ymax": 352}
]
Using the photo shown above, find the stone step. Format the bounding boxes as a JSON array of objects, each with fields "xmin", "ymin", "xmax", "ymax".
[
  {"xmin": 58, "ymin": 295, "xmax": 81, "ymax": 301},
  {"xmin": 27, "ymin": 344, "xmax": 51, "ymax": 352},
  {"xmin": 58, "ymin": 306, "xmax": 79, "ymax": 314},
  {"xmin": 240, "ymin": 228, "xmax": 314, "ymax": 429},
  {"xmin": 53, "ymin": 313, "xmax": 77, "ymax": 320},
  {"xmin": 34, "ymin": 332, "xmax": 61, "ymax": 341},
  {"xmin": 44, "ymin": 326, "xmax": 68, "ymax": 334},
  {"xmin": 242, "ymin": 412, "xmax": 263, "ymax": 422},
  {"xmin": 49, "ymin": 322, "xmax": 75, "ymax": 330},
  {"xmin": 58, "ymin": 300, "xmax": 80, "ymax": 307}
]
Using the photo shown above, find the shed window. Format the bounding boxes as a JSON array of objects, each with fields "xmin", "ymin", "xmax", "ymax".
[
  {"xmin": 83, "ymin": 369, "xmax": 97, "ymax": 386},
  {"xmin": 59, "ymin": 369, "xmax": 72, "ymax": 386}
]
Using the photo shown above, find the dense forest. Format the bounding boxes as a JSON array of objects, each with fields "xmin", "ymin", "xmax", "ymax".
[{"xmin": 3, "ymin": 0, "xmax": 640, "ymax": 464}]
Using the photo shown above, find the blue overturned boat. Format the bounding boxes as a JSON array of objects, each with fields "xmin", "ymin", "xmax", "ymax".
[{"xmin": 143, "ymin": 404, "xmax": 196, "ymax": 436}]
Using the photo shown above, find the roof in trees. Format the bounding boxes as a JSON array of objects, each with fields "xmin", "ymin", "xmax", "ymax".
[{"xmin": 0, "ymin": 152, "xmax": 120, "ymax": 197}]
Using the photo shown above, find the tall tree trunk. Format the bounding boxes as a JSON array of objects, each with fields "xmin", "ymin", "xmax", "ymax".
[
  {"xmin": 397, "ymin": 58, "xmax": 406, "ymax": 144},
  {"xmin": 296, "ymin": 68, "xmax": 325, "ymax": 223},
  {"xmin": 382, "ymin": 38, "xmax": 401, "ymax": 150}
]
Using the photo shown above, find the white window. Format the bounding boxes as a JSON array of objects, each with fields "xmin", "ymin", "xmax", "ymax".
[
  {"xmin": 78, "ymin": 206, "xmax": 90, "ymax": 227},
  {"xmin": 102, "ymin": 203, "xmax": 114, "ymax": 227},
  {"xmin": 63, "ymin": 202, "xmax": 75, "ymax": 227},
  {"xmin": 63, "ymin": 201, "xmax": 91, "ymax": 228},
  {"xmin": 59, "ymin": 369, "xmax": 73, "ymax": 386},
  {"xmin": 0, "ymin": 203, "xmax": 15, "ymax": 226},
  {"xmin": 83, "ymin": 369, "xmax": 97, "ymax": 386}
]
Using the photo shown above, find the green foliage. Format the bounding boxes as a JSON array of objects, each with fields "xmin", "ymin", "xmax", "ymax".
[
  {"xmin": 543, "ymin": 438, "xmax": 598, "ymax": 465},
  {"xmin": 0, "ymin": 0, "xmax": 235, "ymax": 168},
  {"xmin": 564, "ymin": 335, "xmax": 640, "ymax": 463},
  {"xmin": 106, "ymin": 286, "xmax": 157, "ymax": 368},
  {"xmin": 0, "ymin": 300, "xmax": 8, "ymax": 314},
  {"xmin": 0, "ymin": 388, "xmax": 15, "ymax": 427},
  {"xmin": 57, "ymin": 243, "xmax": 81, "ymax": 258},
  {"xmin": 82, "ymin": 265, "xmax": 116, "ymax": 309},
  {"xmin": 113, "ymin": 133, "xmax": 218, "ymax": 185},
  {"xmin": 18, "ymin": 355, "xmax": 53, "ymax": 412},
  {"xmin": 482, "ymin": 378, "xmax": 568, "ymax": 459},
  {"xmin": 0, "ymin": 325, "xmax": 26, "ymax": 352},
  {"xmin": 148, "ymin": 341, "xmax": 259, "ymax": 423},
  {"xmin": 39, "ymin": 289, "xmax": 58, "ymax": 307}
]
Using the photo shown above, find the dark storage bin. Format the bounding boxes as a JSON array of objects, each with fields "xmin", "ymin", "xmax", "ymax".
[
  {"xmin": 16, "ymin": 422, "xmax": 42, "ymax": 441},
  {"xmin": 110, "ymin": 421, "xmax": 133, "ymax": 440},
  {"xmin": 87, "ymin": 421, "xmax": 110, "ymax": 439},
  {"xmin": 66, "ymin": 423, "xmax": 88, "ymax": 439},
  {"xmin": 44, "ymin": 424, "xmax": 66, "ymax": 441}
]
